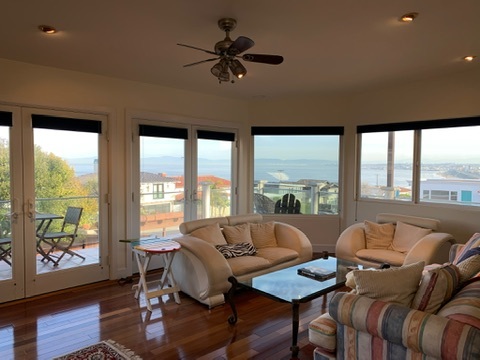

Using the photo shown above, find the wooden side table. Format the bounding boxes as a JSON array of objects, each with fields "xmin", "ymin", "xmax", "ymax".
[{"xmin": 128, "ymin": 238, "xmax": 182, "ymax": 312}]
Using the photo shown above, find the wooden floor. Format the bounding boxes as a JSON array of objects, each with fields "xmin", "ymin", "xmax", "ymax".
[{"xmin": 0, "ymin": 270, "xmax": 343, "ymax": 360}]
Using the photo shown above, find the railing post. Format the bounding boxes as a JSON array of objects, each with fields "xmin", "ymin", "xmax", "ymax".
[{"xmin": 310, "ymin": 183, "xmax": 319, "ymax": 215}]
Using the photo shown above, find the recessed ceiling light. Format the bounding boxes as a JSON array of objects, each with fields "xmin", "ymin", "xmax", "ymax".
[
  {"xmin": 463, "ymin": 55, "xmax": 477, "ymax": 62},
  {"xmin": 38, "ymin": 25, "xmax": 57, "ymax": 34},
  {"xmin": 400, "ymin": 12, "xmax": 418, "ymax": 22}
]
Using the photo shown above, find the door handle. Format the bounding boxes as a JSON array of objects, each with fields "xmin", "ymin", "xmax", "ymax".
[{"xmin": 26, "ymin": 198, "xmax": 34, "ymax": 219}]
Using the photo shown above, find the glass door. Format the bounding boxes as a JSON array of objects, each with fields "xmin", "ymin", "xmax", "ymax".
[
  {"xmin": 195, "ymin": 129, "xmax": 236, "ymax": 219},
  {"xmin": 138, "ymin": 125, "xmax": 187, "ymax": 238},
  {"xmin": 0, "ymin": 106, "xmax": 110, "ymax": 302},
  {"xmin": 132, "ymin": 121, "xmax": 237, "ymax": 240}
]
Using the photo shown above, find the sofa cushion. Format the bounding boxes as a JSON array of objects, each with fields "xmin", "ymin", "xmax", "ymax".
[
  {"xmin": 227, "ymin": 255, "xmax": 271, "ymax": 276},
  {"xmin": 190, "ymin": 222, "xmax": 227, "ymax": 245},
  {"xmin": 390, "ymin": 221, "xmax": 432, "ymax": 253},
  {"xmin": 215, "ymin": 242, "xmax": 257, "ymax": 259},
  {"xmin": 255, "ymin": 247, "xmax": 298, "ymax": 265},
  {"xmin": 411, "ymin": 263, "xmax": 460, "ymax": 313},
  {"xmin": 356, "ymin": 249, "xmax": 405, "ymax": 266},
  {"xmin": 222, "ymin": 223, "xmax": 254, "ymax": 245},
  {"xmin": 308, "ymin": 313, "xmax": 337, "ymax": 352},
  {"xmin": 364, "ymin": 220, "xmax": 395, "ymax": 249},
  {"xmin": 351, "ymin": 261, "xmax": 425, "ymax": 306},
  {"xmin": 436, "ymin": 278, "xmax": 480, "ymax": 330},
  {"xmin": 250, "ymin": 221, "xmax": 277, "ymax": 248}
]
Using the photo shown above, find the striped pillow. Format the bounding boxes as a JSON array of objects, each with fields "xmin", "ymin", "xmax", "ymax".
[
  {"xmin": 411, "ymin": 263, "xmax": 460, "ymax": 313},
  {"xmin": 215, "ymin": 242, "xmax": 257, "ymax": 259}
]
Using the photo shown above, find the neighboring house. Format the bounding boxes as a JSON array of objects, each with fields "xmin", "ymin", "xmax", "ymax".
[{"xmin": 421, "ymin": 178, "xmax": 480, "ymax": 203}]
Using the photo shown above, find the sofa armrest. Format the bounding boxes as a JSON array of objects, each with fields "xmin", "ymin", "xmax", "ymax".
[
  {"xmin": 274, "ymin": 222, "xmax": 313, "ymax": 260},
  {"xmin": 404, "ymin": 232, "xmax": 456, "ymax": 265},
  {"xmin": 329, "ymin": 292, "xmax": 480, "ymax": 359},
  {"xmin": 173, "ymin": 235, "xmax": 233, "ymax": 298},
  {"xmin": 334, "ymin": 223, "xmax": 366, "ymax": 262}
]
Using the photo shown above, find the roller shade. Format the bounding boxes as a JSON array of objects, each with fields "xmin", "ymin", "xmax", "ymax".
[
  {"xmin": 197, "ymin": 129, "xmax": 235, "ymax": 141},
  {"xmin": 0, "ymin": 111, "xmax": 12, "ymax": 127},
  {"xmin": 32, "ymin": 114, "xmax": 102, "ymax": 133},
  {"xmin": 139, "ymin": 124, "xmax": 188, "ymax": 139},
  {"xmin": 251, "ymin": 126, "xmax": 344, "ymax": 136}
]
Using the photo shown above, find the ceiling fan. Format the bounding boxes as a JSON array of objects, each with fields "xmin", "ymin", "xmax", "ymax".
[{"xmin": 177, "ymin": 18, "xmax": 284, "ymax": 83}]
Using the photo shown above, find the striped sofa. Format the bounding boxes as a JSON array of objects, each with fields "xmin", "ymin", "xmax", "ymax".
[{"xmin": 309, "ymin": 233, "xmax": 480, "ymax": 360}]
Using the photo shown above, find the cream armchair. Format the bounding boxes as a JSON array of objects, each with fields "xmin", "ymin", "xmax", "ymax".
[{"xmin": 335, "ymin": 213, "xmax": 455, "ymax": 267}]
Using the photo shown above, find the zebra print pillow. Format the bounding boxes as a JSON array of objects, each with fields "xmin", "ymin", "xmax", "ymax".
[{"xmin": 215, "ymin": 242, "xmax": 257, "ymax": 259}]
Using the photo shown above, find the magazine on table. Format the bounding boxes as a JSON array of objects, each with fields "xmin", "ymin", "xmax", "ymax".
[{"xmin": 297, "ymin": 265, "xmax": 336, "ymax": 281}]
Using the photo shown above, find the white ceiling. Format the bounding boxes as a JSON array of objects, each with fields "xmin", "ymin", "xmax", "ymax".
[{"xmin": 1, "ymin": 1, "xmax": 479, "ymax": 100}]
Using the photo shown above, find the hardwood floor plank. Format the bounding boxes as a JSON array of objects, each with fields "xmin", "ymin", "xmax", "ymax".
[{"xmin": 0, "ymin": 275, "xmax": 338, "ymax": 359}]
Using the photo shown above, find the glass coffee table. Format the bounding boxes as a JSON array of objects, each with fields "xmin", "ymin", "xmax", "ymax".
[{"xmin": 224, "ymin": 256, "xmax": 362, "ymax": 357}]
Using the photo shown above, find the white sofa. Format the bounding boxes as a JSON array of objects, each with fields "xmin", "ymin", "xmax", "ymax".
[
  {"xmin": 335, "ymin": 213, "xmax": 455, "ymax": 267},
  {"xmin": 171, "ymin": 213, "xmax": 313, "ymax": 307}
]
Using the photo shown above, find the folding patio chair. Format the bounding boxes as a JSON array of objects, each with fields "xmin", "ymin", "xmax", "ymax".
[
  {"xmin": 37, "ymin": 206, "xmax": 85, "ymax": 266},
  {"xmin": 0, "ymin": 238, "xmax": 12, "ymax": 266}
]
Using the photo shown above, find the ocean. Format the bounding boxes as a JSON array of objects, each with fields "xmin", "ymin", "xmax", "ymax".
[{"xmin": 68, "ymin": 157, "xmax": 446, "ymax": 187}]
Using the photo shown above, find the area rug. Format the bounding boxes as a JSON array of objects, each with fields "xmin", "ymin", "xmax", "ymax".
[{"xmin": 53, "ymin": 339, "xmax": 142, "ymax": 360}]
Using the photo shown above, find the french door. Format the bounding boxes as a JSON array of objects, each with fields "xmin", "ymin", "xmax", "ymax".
[
  {"xmin": 0, "ymin": 106, "xmax": 109, "ymax": 303},
  {"xmin": 131, "ymin": 120, "xmax": 237, "ymax": 239}
]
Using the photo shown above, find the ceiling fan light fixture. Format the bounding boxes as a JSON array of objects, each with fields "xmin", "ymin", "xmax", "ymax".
[
  {"xmin": 229, "ymin": 59, "xmax": 247, "ymax": 78},
  {"xmin": 210, "ymin": 62, "xmax": 223, "ymax": 77}
]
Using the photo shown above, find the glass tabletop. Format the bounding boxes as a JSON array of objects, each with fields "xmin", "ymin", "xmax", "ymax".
[{"xmin": 239, "ymin": 257, "xmax": 363, "ymax": 304}]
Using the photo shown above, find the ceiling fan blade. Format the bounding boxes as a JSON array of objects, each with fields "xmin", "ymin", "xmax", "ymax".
[
  {"xmin": 228, "ymin": 36, "xmax": 255, "ymax": 55},
  {"xmin": 241, "ymin": 53, "xmax": 284, "ymax": 65},
  {"xmin": 177, "ymin": 43, "xmax": 217, "ymax": 56},
  {"xmin": 183, "ymin": 57, "xmax": 219, "ymax": 67}
]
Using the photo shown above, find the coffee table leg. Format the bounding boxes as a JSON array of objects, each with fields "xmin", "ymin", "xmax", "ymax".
[
  {"xmin": 291, "ymin": 302, "xmax": 300, "ymax": 357},
  {"xmin": 224, "ymin": 276, "xmax": 238, "ymax": 324}
]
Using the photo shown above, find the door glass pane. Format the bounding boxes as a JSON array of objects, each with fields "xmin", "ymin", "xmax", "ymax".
[
  {"xmin": 0, "ymin": 126, "xmax": 12, "ymax": 280},
  {"xmin": 33, "ymin": 129, "xmax": 99, "ymax": 274},
  {"xmin": 139, "ymin": 136, "xmax": 184, "ymax": 238},
  {"xmin": 197, "ymin": 139, "xmax": 232, "ymax": 219}
]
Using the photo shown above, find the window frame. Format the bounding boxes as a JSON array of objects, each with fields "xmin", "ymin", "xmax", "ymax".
[{"xmin": 356, "ymin": 116, "xmax": 480, "ymax": 208}]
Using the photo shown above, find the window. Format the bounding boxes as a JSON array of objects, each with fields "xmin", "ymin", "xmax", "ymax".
[
  {"xmin": 152, "ymin": 184, "xmax": 164, "ymax": 199},
  {"xmin": 252, "ymin": 126, "xmax": 343, "ymax": 215},
  {"xmin": 358, "ymin": 117, "xmax": 480, "ymax": 207}
]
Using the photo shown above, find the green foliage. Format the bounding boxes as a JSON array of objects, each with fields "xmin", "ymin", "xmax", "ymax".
[{"xmin": 0, "ymin": 139, "xmax": 99, "ymax": 234}]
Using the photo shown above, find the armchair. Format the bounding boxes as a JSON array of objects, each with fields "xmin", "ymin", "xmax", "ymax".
[{"xmin": 335, "ymin": 213, "xmax": 455, "ymax": 267}]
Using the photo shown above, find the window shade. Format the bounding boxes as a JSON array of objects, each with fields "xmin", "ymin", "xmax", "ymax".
[
  {"xmin": 197, "ymin": 129, "xmax": 235, "ymax": 141},
  {"xmin": 139, "ymin": 124, "xmax": 188, "ymax": 139},
  {"xmin": 0, "ymin": 111, "xmax": 12, "ymax": 127},
  {"xmin": 32, "ymin": 114, "xmax": 102, "ymax": 133},
  {"xmin": 251, "ymin": 126, "xmax": 344, "ymax": 135},
  {"xmin": 357, "ymin": 116, "xmax": 480, "ymax": 133}
]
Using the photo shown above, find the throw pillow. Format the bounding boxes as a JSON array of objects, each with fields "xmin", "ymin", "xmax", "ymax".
[
  {"xmin": 215, "ymin": 242, "xmax": 257, "ymax": 259},
  {"xmin": 411, "ymin": 263, "xmax": 460, "ymax": 313},
  {"xmin": 352, "ymin": 260, "xmax": 425, "ymax": 306},
  {"xmin": 364, "ymin": 220, "xmax": 395, "ymax": 249},
  {"xmin": 453, "ymin": 233, "xmax": 480, "ymax": 263},
  {"xmin": 190, "ymin": 223, "xmax": 227, "ymax": 246},
  {"xmin": 455, "ymin": 254, "xmax": 480, "ymax": 283},
  {"xmin": 250, "ymin": 221, "xmax": 277, "ymax": 248},
  {"xmin": 390, "ymin": 221, "xmax": 433, "ymax": 253},
  {"xmin": 222, "ymin": 223, "xmax": 253, "ymax": 245}
]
